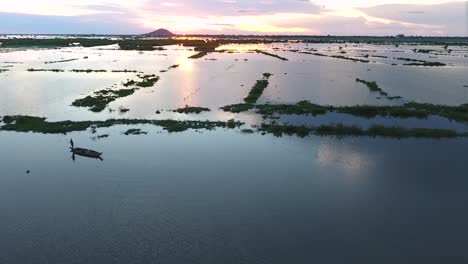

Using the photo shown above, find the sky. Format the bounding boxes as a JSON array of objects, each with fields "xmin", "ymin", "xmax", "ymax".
[{"xmin": 0, "ymin": 0, "xmax": 467, "ymax": 36}]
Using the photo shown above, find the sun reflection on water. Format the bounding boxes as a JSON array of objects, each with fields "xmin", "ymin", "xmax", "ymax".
[{"xmin": 316, "ymin": 140, "xmax": 370, "ymax": 177}]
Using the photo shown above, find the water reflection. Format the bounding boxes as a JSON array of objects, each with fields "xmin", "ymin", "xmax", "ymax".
[{"xmin": 316, "ymin": 139, "xmax": 369, "ymax": 176}]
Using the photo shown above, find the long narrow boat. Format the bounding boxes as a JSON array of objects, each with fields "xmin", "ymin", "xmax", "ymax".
[
  {"xmin": 70, "ymin": 147, "xmax": 103, "ymax": 158},
  {"xmin": 69, "ymin": 139, "xmax": 103, "ymax": 161}
]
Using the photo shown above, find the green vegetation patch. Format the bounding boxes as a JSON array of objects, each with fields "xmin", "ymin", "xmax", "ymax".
[
  {"xmin": 174, "ymin": 106, "xmax": 211, "ymax": 114},
  {"xmin": 70, "ymin": 69, "xmax": 107, "ymax": 73},
  {"xmin": 356, "ymin": 78, "xmax": 382, "ymax": 92},
  {"xmin": 72, "ymin": 89, "xmax": 136, "ymax": 112},
  {"xmin": 243, "ymin": 73, "xmax": 273, "ymax": 104},
  {"xmin": 254, "ymin": 50, "xmax": 288, "ymax": 61},
  {"xmin": 297, "ymin": 51, "xmax": 370, "ymax": 63},
  {"xmin": 256, "ymin": 101, "xmax": 329, "ymax": 116},
  {"xmin": 111, "ymin": 70, "xmax": 139, "ymax": 73},
  {"xmin": 27, "ymin": 68, "xmax": 64, "ymax": 72},
  {"xmin": 189, "ymin": 51, "xmax": 208, "ymax": 59},
  {"xmin": 124, "ymin": 128, "xmax": 148, "ymax": 135},
  {"xmin": 220, "ymin": 103, "xmax": 255, "ymax": 113},
  {"xmin": 123, "ymin": 74, "xmax": 160, "ymax": 88},
  {"xmin": 356, "ymin": 78, "xmax": 402, "ymax": 99},
  {"xmin": 45, "ymin": 58, "xmax": 78, "ymax": 64},
  {"xmin": 0, "ymin": 116, "xmax": 244, "ymax": 134},
  {"xmin": 222, "ymin": 100, "xmax": 468, "ymax": 123}
]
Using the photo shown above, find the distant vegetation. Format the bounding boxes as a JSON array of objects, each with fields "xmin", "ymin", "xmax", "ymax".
[{"xmin": 0, "ymin": 38, "xmax": 117, "ymax": 48}]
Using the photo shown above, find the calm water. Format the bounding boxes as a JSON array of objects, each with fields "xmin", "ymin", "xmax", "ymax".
[
  {"xmin": 0, "ymin": 129, "xmax": 468, "ymax": 263},
  {"xmin": 1, "ymin": 42, "xmax": 468, "ymax": 263}
]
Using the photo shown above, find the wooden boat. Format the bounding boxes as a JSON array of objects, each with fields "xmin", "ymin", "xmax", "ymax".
[
  {"xmin": 70, "ymin": 147, "xmax": 103, "ymax": 158},
  {"xmin": 70, "ymin": 139, "xmax": 103, "ymax": 161}
]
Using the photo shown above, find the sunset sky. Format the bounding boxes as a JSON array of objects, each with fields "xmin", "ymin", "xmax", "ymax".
[{"xmin": 0, "ymin": 0, "xmax": 467, "ymax": 35}]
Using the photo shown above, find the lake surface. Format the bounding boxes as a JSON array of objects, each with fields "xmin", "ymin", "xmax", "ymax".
[{"xmin": 1, "ymin": 40, "xmax": 468, "ymax": 263}]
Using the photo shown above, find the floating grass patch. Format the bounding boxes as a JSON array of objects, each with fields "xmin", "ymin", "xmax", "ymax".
[
  {"xmin": 356, "ymin": 78, "xmax": 382, "ymax": 92},
  {"xmin": 0, "ymin": 69, "xmax": 9, "ymax": 73},
  {"xmin": 259, "ymin": 124, "xmax": 311, "ymax": 138},
  {"xmin": 255, "ymin": 101, "xmax": 328, "ymax": 116},
  {"xmin": 168, "ymin": 65, "xmax": 179, "ymax": 69},
  {"xmin": 124, "ymin": 128, "xmax": 147, "ymax": 135},
  {"xmin": 174, "ymin": 106, "xmax": 211, "ymax": 114},
  {"xmin": 70, "ymin": 69, "xmax": 107, "ymax": 73},
  {"xmin": 254, "ymin": 50, "xmax": 288, "ymax": 61},
  {"xmin": 221, "ymin": 100, "xmax": 468, "ymax": 123},
  {"xmin": 123, "ymin": 74, "xmax": 160, "ymax": 88},
  {"xmin": 241, "ymin": 129, "xmax": 255, "ymax": 134},
  {"xmin": 0, "ymin": 116, "xmax": 244, "ymax": 134},
  {"xmin": 72, "ymin": 89, "xmax": 136, "ymax": 112},
  {"xmin": 297, "ymin": 51, "xmax": 370, "ymax": 63},
  {"xmin": 220, "ymin": 103, "xmax": 255, "ymax": 113},
  {"xmin": 45, "ymin": 58, "xmax": 78, "ymax": 64},
  {"xmin": 404, "ymin": 62, "xmax": 446, "ymax": 67},
  {"xmin": 189, "ymin": 51, "xmax": 208, "ymax": 59},
  {"xmin": 243, "ymin": 73, "xmax": 273, "ymax": 104},
  {"xmin": 27, "ymin": 68, "xmax": 64, "ymax": 72},
  {"xmin": 356, "ymin": 78, "xmax": 401, "ymax": 99},
  {"xmin": 394, "ymin": 57, "xmax": 446, "ymax": 66},
  {"xmin": 111, "ymin": 70, "xmax": 139, "ymax": 73}
]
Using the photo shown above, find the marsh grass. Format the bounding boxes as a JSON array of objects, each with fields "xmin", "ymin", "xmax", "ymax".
[
  {"xmin": 174, "ymin": 106, "xmax": 211, "ymax": 114},
  {"xmin": 189, "ymin": 51, "xmax": 208, "ymax": 59},
  {"xmin": 254, "ymin": 50, "xmax": 288, "ymax": 61},
  {"xmin": 70, "ymin": 69, "xmax": 107, "ymax": 73},
  {"xmin": 45, "ymin": 58, "xmax": 78, "ymax": 64},
  {"xmin": 123, "ymin": 74, "xmax": 160, "ymax": 88},
  {"xmin": 0, "ymin": 116, "xmax": 244, "ymax": 134},
  {"xmin": 72, "ymin": 89, "xmax": 136, "ymax": 112},
  {"xmin": 222, "ymin": 100, "xmax": 468, "ymax": 123},
  {"xmin": 124, "ymin": 128, "xmax": 147, "ymax": 135},
  {"xmin": 27, "ymin": 68, "xmax": 64, "ymax": 72},
  {"xmin": 220, "ymin": 104, "xmax": 255, "ymax": 113},
  {"xmin": 356, "ymin": 78, "xmax": 382, "ymax": 92},
  {"xmin": 243, "ymin": 73, "xmax": 273, "ymax": 104},
  {"xmin": 298, "ymin": 51, "xmax": 370, "ymax": 63}
]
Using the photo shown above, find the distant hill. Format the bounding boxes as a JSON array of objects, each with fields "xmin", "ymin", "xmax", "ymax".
[{"xmin": 144, "ymin": 29, "xmax": 175, "ymax": 37}]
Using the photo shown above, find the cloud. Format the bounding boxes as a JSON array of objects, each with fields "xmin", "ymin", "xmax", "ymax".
[
  {"xmin": 0, "ymin": 1, "xmax": 466, "ymax": 35},
  {"xmin": 142, "ymin": 0, "xmax": 323, "ymax": 16},
  {"xmin": 0, "ymin": 12, "xmax": 142, "ymax": 34},
  {"xmin": 360, "ymin": 1, "xmax": 468, "ymax": 35}
]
